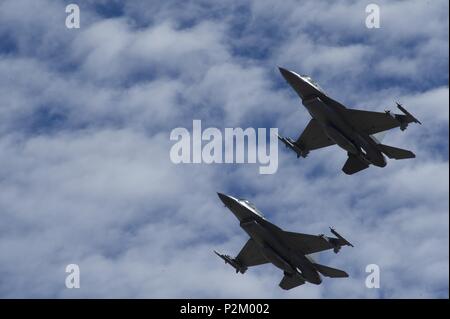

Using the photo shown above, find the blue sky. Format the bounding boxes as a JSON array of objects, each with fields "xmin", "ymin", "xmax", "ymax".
[{"xmin": 0, "ymin": 0, "xmax": 448, "ymax": 298}]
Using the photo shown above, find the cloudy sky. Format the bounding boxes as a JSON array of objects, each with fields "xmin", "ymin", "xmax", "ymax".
[{"xmin": 0, "ymin": 0, "xmax": 448, "ymax": 298}]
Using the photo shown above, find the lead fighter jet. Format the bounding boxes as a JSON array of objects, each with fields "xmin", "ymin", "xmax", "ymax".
[
  {"xmin": 214, "ymin": 193, "xmax": 353, "ymax": 290},
  {"xmin": 277, "ymin": 67, "xmax": 421, "ymax": 174}
]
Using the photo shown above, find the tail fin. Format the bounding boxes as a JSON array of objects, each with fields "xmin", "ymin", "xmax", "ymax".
[
  {"xmin": 313, "ymin": 263, "xmax": 349, "ymax": 278},
  {"xmin": 342, "ymin": 155, "xmax": 369, "ymax": 175},
  {"xmin": 378, "ymin": 144, "xmax": 415, "ymax": 160}
]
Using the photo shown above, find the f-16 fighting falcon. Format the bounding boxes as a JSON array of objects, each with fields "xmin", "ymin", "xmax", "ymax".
[
  {"xmin": 277, "ymin": 67, "xmax": 421, "ymax": 174},
  {"xmin": 214, "ymin": 193, "xmax": 353, "ymax": 290}
]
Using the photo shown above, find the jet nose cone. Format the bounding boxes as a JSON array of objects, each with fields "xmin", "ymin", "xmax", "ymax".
[
  {"xmin": 217, "ymin": 192, "xmax": 226, "ymax": 201},
  {"xmin": 278, "ymin": 66, "xmax": 291, "ymax": 78},
  {"xmin": 278, "ymin": 66, "xmax": 301, "ymax": 83},
  {"xmin": 217, "ymin": 192, "xmax": 233, "ymax": 206}
]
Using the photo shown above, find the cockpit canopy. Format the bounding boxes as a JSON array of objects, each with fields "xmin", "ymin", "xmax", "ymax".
[
  {"xmin": 238, "ymin": 199, "xmax": 265, "ymax": 218},
  {"xmin": 301, "ymin": 75, "xmax": 325, "ymax": 94}
]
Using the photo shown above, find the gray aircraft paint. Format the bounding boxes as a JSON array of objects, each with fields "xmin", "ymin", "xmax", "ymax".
[
  {"xmin": 214, "ymin": 193, "xmax": 352, "ymax": 290},
  {"xmin": 277, "ymin": 67, "xmax": 421, "ymax": 174}
]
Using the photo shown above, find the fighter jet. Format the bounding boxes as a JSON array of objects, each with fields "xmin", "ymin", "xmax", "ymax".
[
  {"xmin": 277, "ymin": 67, "xmax": 421, "ymax": 174},
  {"xmin": 214, "ymin": 193, "xmax": 353, "ymax": 290}
]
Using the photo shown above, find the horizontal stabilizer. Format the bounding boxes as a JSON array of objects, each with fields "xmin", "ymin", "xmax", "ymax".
[
  {"xmin": 342, "ymin": 155, "xmax": 369, "ymax": 175},
  {"xmin": 378, "ymin": 144, "xmax": 415, "ymax": 160},
  {"xmin": 313, "ymin": 263, "xmax": 348, "ymax": 278},
  {"xmin": 279, "ymin": 273, "xmax": 306, "ymax": 290}
]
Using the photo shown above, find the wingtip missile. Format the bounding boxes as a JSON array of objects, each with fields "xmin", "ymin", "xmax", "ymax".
[
  {"xmin": 277, "ymin": 135, "xmax": 309, "ymax": 158},
  {"xmin": 330, "ymin": 227, "xmax": 354, "ymax": 247},
  {"xmin": 214, "ymin": 250, "xmax": 226, "ymax": 261},
  {"xmin": 396, "ymin": 102, "xmax": 422, "ymax": 125},
  {"xmin": 213, "ymin": 250, "xmax": 247, "ymax": 274}
]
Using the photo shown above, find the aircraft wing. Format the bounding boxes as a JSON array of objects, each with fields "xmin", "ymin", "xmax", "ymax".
[
  {"xmin": 281, "ymin": 231, "xmax": 350, "ymax": 255},
  {"xmin": 295, "ymin": 119, "xmax": 335, "ymax": 151},
  {"xmin": 343, "ymin": 109, "xmax": 413, "ymax": 135},
  {"xmin": 235, "ymin": 239, "xmax": 269, "ymax": 267}
]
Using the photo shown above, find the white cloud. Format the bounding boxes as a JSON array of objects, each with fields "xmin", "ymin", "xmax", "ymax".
[{"xmin": 0, "ymin": 0, "xmax": 448, "ymax": 298}]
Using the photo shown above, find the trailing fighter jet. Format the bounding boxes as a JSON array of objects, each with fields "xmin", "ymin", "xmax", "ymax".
[
  {"xmin": 277, "ymin": 67, "xmax": 421, "ymax": 174},
  {"xmin": 214, "ymin": 193, "xmax": 353, "ymax": 290}
]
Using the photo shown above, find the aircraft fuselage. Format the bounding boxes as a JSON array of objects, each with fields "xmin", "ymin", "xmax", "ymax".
[
  {"xmin": 278, "ymin": 67, "xmax": 387, "ymax": 168},
  {"xmin": 216, "ymin": 193, "xmax": 352, "ymax": 286},
  {"xmin": 240, "ymin": 215, "xmax": 322, "ymax": 285},
  {"xmin": 304, "ymin": 95, "xmax": 387, "ymax": 168}
]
